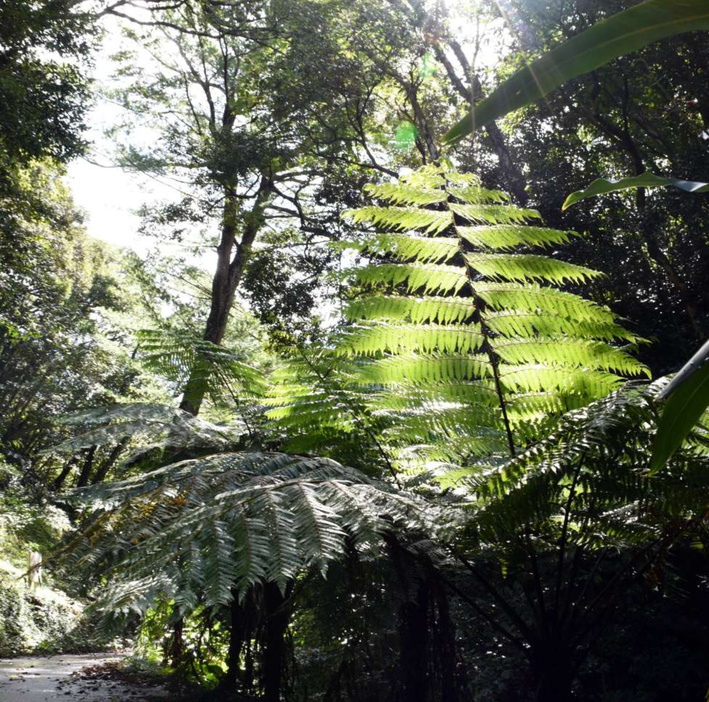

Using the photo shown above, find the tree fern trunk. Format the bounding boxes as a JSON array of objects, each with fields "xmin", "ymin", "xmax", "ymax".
[
  {"xmin": 220, "ymin": 592, "xmax": 249, "ymax": 694},
  {"xmin": 431, "ymin": 577, "xmax": 461, "ymax": 702},
  {"xmin": 90, "ymin": 438, "xmax": 128, "ymax": 485},
  {"xmin": 52, "ymin": 455, "xmax": 79, "ymax": 491},
  {"xmin": 531, "ymin": 644, "xmax": 574, "ymax": 702},
  {"xmin": 75, "ymin": 445, "xmax": 96, "ymax": 488},
  {"xmin": 398, "ymin": 579, "xmax": 430, "ymax": 702},
  {"xmin": 168, "ymin": 618, "xmax": 184, "ymax": 669},
  {"xmin": 263, "ymin": 581, "xmax": 293, "ymax": 702}
]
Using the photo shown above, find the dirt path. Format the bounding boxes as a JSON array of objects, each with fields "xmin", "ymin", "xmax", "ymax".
[{"xmin": 0, "ymin": 654, "xmax": 170, "ymax": 702}]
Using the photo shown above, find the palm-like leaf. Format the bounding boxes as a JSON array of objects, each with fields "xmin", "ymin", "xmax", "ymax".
[
  {"xmin": 334, "ymin": 163, "xmax": 647, "ymax": 469},
  {"xmin": 57, "ymin": 452, "xmax": 430, "ymax": 615}
]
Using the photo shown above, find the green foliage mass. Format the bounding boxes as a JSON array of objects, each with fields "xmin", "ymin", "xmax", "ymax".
[
  {"xmin": 269, "ymin": 163, "xmax": 647, "ymax": 473},
  {"xmin": 0, "ymin": 0, "xmax": 93, "ymax": 180}
]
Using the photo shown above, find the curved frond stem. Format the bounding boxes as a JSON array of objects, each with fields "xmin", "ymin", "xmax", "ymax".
[
  {"xmin": 447, "ymin": 545, "xmax": 534, "ymax": 642},
  {"xmin": 554, "ymin": 453, "xmax": 585, "ymax": 614}
]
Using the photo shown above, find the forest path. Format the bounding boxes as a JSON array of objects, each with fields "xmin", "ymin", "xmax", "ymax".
[{"xmin": 0, "ymin": 654, "xmax": 169, "ymax": 702}]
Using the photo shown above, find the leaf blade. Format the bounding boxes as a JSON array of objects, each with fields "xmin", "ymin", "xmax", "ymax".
[
  {"xmin": 443, "ymin": 0, "xmax": 709, "ymax": 144},
  {"xmin": 650, "ymin": 339, "xmax": 709, "ymax": 473},
  {"xmin": 562, "ymin": 173, "xmax": 709, "ymax": 210}
]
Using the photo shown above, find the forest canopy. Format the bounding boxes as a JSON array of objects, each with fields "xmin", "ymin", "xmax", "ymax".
[{"xmin": 1, "ymin": 1, "xmax": 708, "ymax": 701}]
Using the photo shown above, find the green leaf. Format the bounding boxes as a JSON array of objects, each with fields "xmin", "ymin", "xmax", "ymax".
[
  {"xmin": 562, "ymin": 173, "xmax": 709, "ymax": 210},
  {"xmin": 443, "ymin": 0, "xmax": 709, "ymax": 144},
  {"xmin": 649, "ymin": 339, "xmax": 709, "ymax": 474}
]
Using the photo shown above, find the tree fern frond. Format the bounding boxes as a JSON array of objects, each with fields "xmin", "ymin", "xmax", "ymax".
[
  {"xmin": 476, "ymin": 283, "xmax": 617, "ymax": 323},
  {"xmin": 464, "ymin": 253, "xmax": 600, "ymax": 285},
  {"xmin": 449, "ymin": 202, "xmax": 541, "ymax": 225},
  {"xmin": 457, "ymin": 225, "xmax": 573, "ymax": 251},
  {"xmin": 499, "ymin": 365, "xmax": 624, "ymax": 396},
  {"xmin": 494, "ymin": 339, "xmax": 650, "ymax": 376},
  {"xmin": 50, "ymin": 403, "xmax": 243, "ymax": 457},
  {"xmin": 337, "ymin": 323, "xmax": 484, "ymax": 356},
  {"xmin": 344, "ymin": 296, "xmax": 476, "ymax": 325},
  {"xmin": 364, "ymin": 182, "xmax": 446, "ymax": 205},
  {"xmin": 465, "ymin": 382, "xmax": 709, "ymax": 556},
  {"xmin": 447, "ymin": 185, "xmax": 510, "ymax": 204},
  {"xmin": 485, "ymin": 311, "xmax": 640, "ymax": 343},
  {"xmin": 58, "ymin": 452, "xmax": 431, "ymax": 612},
  {"xmin": 351, "ymin": 263, "xmax": 467, "ymax": 295},
  {"xmin": 356, "ymin": 354, "xmax": 493, "ymax": 385},
  {"xmin": 366, "ymin": 382, "xmax": 499, "ymax": 410},
  {"xmin": 276, "ymin": 162, "xmax": 646, "ymax": 476},
  {"xmin": 341, "ymin": 232, "xmax": 459, "ymax": 263},
  {"xmin": 136, "ymin": 328, "xmax": 266, "ymax": 400},
  {"xmin": 345, "ymin": 206, "xmax": 452, "ymax": 234}
]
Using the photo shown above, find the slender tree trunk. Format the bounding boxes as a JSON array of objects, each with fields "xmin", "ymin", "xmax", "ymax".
[
  {"xmin": 399, "ymin": 579, "xmax": 430, "ymax": 702},
  {"xmin": 219, "ymin": 591, "xmax": 251, "ymax": 695},
  {"xmin": 90, "ymin": 437, "xmax": 129, "ymax": 485},
  {"xmin": 169, "ymin": 617, "xmax": 184, "ymax": 669},
  {"xmin": 262, "ymin": 581, "xmax": 293, "ymax": 702},
  {"xmin": 431, "ymin": 577, "xmax": 460, "ymax": 702},
  {"xmin": 180, "ymin": 178, "xmax": 271, "ymax": 416},
  {"xmin": 75, "ymin": 446, "xmax": 97, "ymax": 488},
  {"xmin": 52, "ymin": 455, "xmax": 79, "ymax": 491}
]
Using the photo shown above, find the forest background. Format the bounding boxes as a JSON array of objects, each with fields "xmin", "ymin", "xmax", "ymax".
[{"xmin": 1, "ymin": 1, "xmax": 709, "ymax": 701}]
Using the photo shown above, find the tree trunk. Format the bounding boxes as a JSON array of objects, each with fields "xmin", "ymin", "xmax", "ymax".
[
  {"xmin": 219, "ymin": 591, "xmax": 251, "ymax": 695},
  {"xmin": 399, "ymin": 579, "xmax": 430, "ymax": 702},
  {"xmin": 75, "ymin": 445, "xmax": 96, "ymax": 488},
  {"xmin": 180, "ymin": 178, "xmax": 271, "ymax": 416},
  {"xmin": 90, "ymin": 437, "xmax": 129, "ymax": 484},
  {"xmin": 531, "ymin": 644, "xmax": 574, "ymax": 702},
  {"xmin": 168, "ymin": 618, "xmax": 184, "ymax": 669},
  {"xmin": 262, "ymin": 581, "xmax": 293, "ymax": 702},
  {"xmin": 431, "ymin": 577, "xmax": 460, "ymax": 702},
  {"xmin": 52, "ymin": 456, "xmax": 79, "ymax": 491}
]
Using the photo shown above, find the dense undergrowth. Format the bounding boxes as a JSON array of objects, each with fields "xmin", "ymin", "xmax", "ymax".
[{"xmin": 0, "ymin": 459, "xmax": 120, "ymax": 657}]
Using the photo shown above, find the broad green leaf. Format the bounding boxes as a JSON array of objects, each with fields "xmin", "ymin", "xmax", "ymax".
[
  {"xmin": 649, "ymin": 339, "xmax": 709, "ymax": 474},
  {"xmin": 443, "ymin": 0, "xmax": 709, "ymax": 144},
  {"xmin": 563, "ymin": 173, "xmax": 709, "ymax": 210}
]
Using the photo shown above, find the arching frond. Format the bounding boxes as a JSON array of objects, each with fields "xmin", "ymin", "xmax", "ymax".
[
  {"xmin": 265, "ymin": 163, "xmax": 647, "ymax": 479},
  {"xmin": 465, "ymin": 381, "xmax": 709, "ymax": 555},
  {"xmin": 337, "ymin": 323, "xmax": 484, "ymax": 356},
  {"xmin": 344, "ymin": 296, "xmax": 476, "ymax": 325},
  {"xmin": 458, "ymin": 225, "xmax": 574, "ymax": 251},
  {"xmin": 351, "ymin": 262, "xmax": 467, "ymax": 295},
  {"xmin": 464, "ymin": 253, "xmax": 600, "ymax": 284},
  {"xmin": 50, "ymin": 403, "xmax": 243, "ymax": 458},
  {"xmin": 334, "ymin": 163, "xmax": 648, "ymax": 470},
  {"xmin": 137, "ymin": 328, "xmax": 266, "ymax": 401},
  {"xmin": 345, "ymin": 206, "xmax": 452, "ymax": 234},
  {"xmin": 343, "ymin": 232, "xmax": 459, "ymax": 263},
  {"xmin": 58, "ymin": 452, "xmax": 430, "ymax": 613}
]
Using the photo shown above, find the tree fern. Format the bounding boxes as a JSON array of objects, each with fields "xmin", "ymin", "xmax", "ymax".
[
  {"xmin": 337, "ymin": 162, "xmax": 647, "ymax": 467},
  {"xmin": 50, "ymin": 403, "xmax": 244, "ymax": 463},
  {"xmin": 137, "ymin": 328, "xmax": 265, "ymax": 405},
  {"xmin": 433, "ymin": 382, "xmax": 709, "ymax": 701},
  {"xmin": 56, "ymin": 452, "xmax": 428, "ymax": 615}
]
